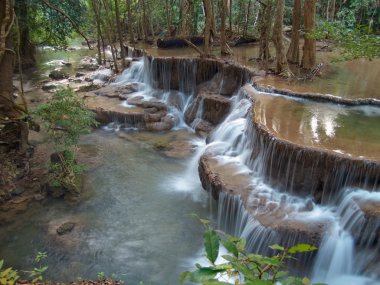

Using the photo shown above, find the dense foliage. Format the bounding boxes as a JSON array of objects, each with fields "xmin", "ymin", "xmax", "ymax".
[
  {"xmin": 33, "ymin": 88, "xmax": 98, "ymax": 192},
  {"xmin": 181, "ymin": 220, "xmax": 323, "ymax": 285}
]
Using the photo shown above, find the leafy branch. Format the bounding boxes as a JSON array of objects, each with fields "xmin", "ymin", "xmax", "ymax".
[{"xmin": 181, "ymin": 220, "xmax": 325, "ymax": 285}]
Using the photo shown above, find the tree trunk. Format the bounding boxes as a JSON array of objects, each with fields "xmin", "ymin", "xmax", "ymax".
[
  {"xmin": 127, "ymin": 0, "xmax": 135, "ymax": 44},
  {"xmin": 258, "ymin": 0, "xmax": 273, "ymax": 72},
  {"xmin": 287, "ymin": 0, "xmax": 301, "ymax": 64},
  {"xmin": 0, "ymin": 0, "xmax": 17, "ymax": 118},
  {"xmin": 114, "ymin": 0, "xmax": 126, "ymax": 67},
  {"xmin": 329, "ymin": 0, "xmax": 336, "ymax": 21},
  {"xmin": 90, "ymin": 0, "xmax": 103, "ymax": 65},
  {"xmin": 0, "ymin": 0, "xmax": 29, "ymax": 154},
  {"xmin": 244, "ymin": 0, "xmax": 252, "ymax": 37},
  {"xmin": 15, "ymin": 0, "xmax": 35, "ymax": 69},
  {"xmin": 272, "ymin": 0, "xmax": 292, "ymax": 77},
  {"xmin": 302, "ymin": 0, "xmax": 316, "ymax": 69},
  {"xmin": 220, "ymin": 0, "xmax": 232, "ymax": 55},
  {"xmin": 229, "ymin": 0, "xmax": 232, "ymax": 34},
  {"xmin": 203, "ymin": 0, "xmax": 213, "ymax": 55},
  {"xmin": 179, "ymin": 0, "xmax": 194, "ymax": 36}
]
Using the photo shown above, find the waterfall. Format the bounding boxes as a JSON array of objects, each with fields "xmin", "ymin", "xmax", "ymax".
[
  {"xmin": 112, "ymin": 55, "xmax": 379, "ymax": 283},
  {"xmin": 312, "ymin": 225, "xmax": 354, "ymax": 283}
]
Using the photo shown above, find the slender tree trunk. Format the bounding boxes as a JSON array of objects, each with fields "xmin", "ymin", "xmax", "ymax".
[
  {"xmin": 179, "ymin": 0, "xmax": 194, "ymax": 36},
  {"xmin": 165, "ymin": 0, "xmax": 171, "ymax": 35},
  {"xmin": 229, "ymin": 0, "xmax": 232, "ymax": 34},
  {"xmin": 127, "ymin": 0, "xmax": 135, "ymax": 45},
  {"xmin": 302, "ymin": 0, "xmax": 316, "ymax": 69},
  {"xmin": 203, "ymin": 0, "xmax": 213, "ymax": 55},
  {"xmin": 0, "ymin": 0, "xmax": 16, "ymax": 118},
  {"xmin": 287, "ymin": 0, "xmax": 301, "ymax": 64},
  {"xmin": 244, "ymin": 0, "xmax": 252, "ymax": 37},
  {"xmin": 220, "ymin": 0, "xmax": 232, "ymax": 54},
  {"xmin": 272, "ymin": 0, "xmax": 292, "ymax": 77},
  {"xmin": 258, "ymin": 0, "xmax": 273, "ymax": 72},
  {"xmin": 114, "ymin": 0, "xmax": 126, "ymax": 67},
  {"xmin": 15, "ymin": 0, "xmax": 35, "ymax": 69},
  {"xmin": 329, "ymin": 0, "xmax": 336, "ymax": 21},
  {"xmin": 210, "ymin": 0, "xmax": 216, "ymax": 37}
]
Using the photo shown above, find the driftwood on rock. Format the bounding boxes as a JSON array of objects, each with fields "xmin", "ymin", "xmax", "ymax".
[{"xmin": 157, "ymin": 36, "xmax": 204, "ymax": 48}]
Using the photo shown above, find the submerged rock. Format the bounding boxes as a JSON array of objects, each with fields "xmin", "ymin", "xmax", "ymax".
[{"xmin": 56, "ymin": 222, "xmax": 76, "ymax": 235}]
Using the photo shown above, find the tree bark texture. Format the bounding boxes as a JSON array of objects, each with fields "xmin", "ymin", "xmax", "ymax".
[
  {"xmin": 220, "ymin": 0, "xmax": 232, "ymax": 55},
  {"xmin": 127, "ymin": 0, "xmax": 135, "ymax": 44},
  {"xmin": 203, "ymin": 0, "xmax": 213, "ymax": 55},
  {"xmin": 302, "ymin": 0, "xmax": 316, "ymax": 69},
  {"xmin": 258, "ymin": 0, "xmax": 273, "ymax": 71},
  {"xmin": 15, "ymin": 0, "xmax": 35, "ymax": 69},
  {"xmin": 272, "ymin": 0, "xmax": 291, "ymax": 76},
  {"xmin": 179, "ymin": 0, "xmax": 194, "ymax": 36},
  {"xmin": 114, "ymin": 0, "xmax": 126, "ymax": 67},
  {"xmin": 287, "ymin": 0, "xmax": 301, "ymax": 64},
  {"xmin": 0, "ymin": 0, "xmax": 16, "ymax": 118}
]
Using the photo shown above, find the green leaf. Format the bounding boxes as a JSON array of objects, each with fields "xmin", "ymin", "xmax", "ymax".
[
  {"xmin": 302, "ymin": 277, "xmax": 311, "ymax": 285},
  {"xmin": 221, "ymin": 239, "xmax": 239, "ymax": 257},
  {"xmin": 221, "ymin": 255, "xmax": 235, "ymax": 262},
  {"xmin": 179, "ymin": 271, "xmax": 191, "ymax": 284},
  {"xmin": 231, "ymin": 262, "xmax": 255, "ymax": 280},
  {"xmin": 288, "ymin": 244, "xmax": 317, "ymax": 254},
  {"xmin": 269, "ymin": 244, "xmax": 285, "ymax": 251},
  {"xmin": 204, "ymin": 280, "xmax": 232, "ymax": 285},
  {"xmin": 188, "ymin": 268, "xmax": 225, "ymax": 283},
  {"xmin": 200, "ymin": 219, "xmax": 211, "ymax": 225},
  {"xmin": 204, "ymin": 228, "xmax": 220, "ymax": 264},
  {"xmin": 246, "ymin": 280, "xmax": 272, "ymax": 285}
]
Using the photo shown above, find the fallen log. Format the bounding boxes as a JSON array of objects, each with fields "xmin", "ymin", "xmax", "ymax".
[{"xmin": 157, "ymin": 36, "xmax": 204, "ymax": 49}]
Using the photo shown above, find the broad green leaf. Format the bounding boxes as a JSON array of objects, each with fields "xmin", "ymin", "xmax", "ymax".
[
  {"xmin": 288, "ymin": 244, "xmax": 317, "ymax": 254},
  {"xmin": 204, "ymin": 280, "xmax": 232, "ymax": 285},
  {"xmin": 246, "ymin": 279, "xmax": 272, "ymax": 285},
  {"xmin": 221, "ymin": 255, "xmax": 236, "ymax": 262},
  {"xmin": 179, "ymin": 271, "xmax": 191, "ymax": 284},
  {"xmin": 200, "ymin": 219, "xmax": 211, "ymax": 225},
  {"xmin": 236, "ymin": 238, "xmax": 246, "ymax": 253},
  {"xmin": 269, "ymin": 244, "xmax": 285, "ymax": 251},
  {"xmin": 302, "ymin": 277, "xmax": 311, "ymax": 285},
  {"xmin": 188, "ymin": 268, "xmax": 225, "ymax": 283},
  {"xmin": 231, "ymin": 262, "xmax": 255, "ymax": 280},
  {"xmin": 204, "ymin": 228, "xmax": 220, "ymax": 264},
  {"xmin": 0, "ymin": 260, "xmax": 3, "ymax": 269},
  {"xmin": 221, "ymin": 239, "xmax": 239, "ymax": 257}
]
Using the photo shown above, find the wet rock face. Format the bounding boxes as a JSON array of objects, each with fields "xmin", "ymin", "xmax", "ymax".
[
  {"xmin": 198, "ymin": 153, "xmax": 327, "ymax": 249},
  {"xmin": 202, "ymin": 94, "xmax": 231, "ymax": 125}
]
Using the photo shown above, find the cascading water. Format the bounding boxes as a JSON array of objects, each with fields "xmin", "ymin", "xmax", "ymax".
[
  {"xmin": 107, "ymin": 55, "xmax": 380, "ymax": 283},
  {"xmin": 111, "ymin": 57, "xmax": 197, "ymax": 130},
  {"xmin": 199, "ymin": 85, "xmax": 380, "ymax": 283}
]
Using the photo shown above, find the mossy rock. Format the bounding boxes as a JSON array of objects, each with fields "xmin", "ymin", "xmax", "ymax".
[
  {"xmin": 56, "ymin": 222, "xmax": 76, "ymax": 235},
  {"xmin": 153, "ymin": 139, "xmax": 171, "ymax": 151}
]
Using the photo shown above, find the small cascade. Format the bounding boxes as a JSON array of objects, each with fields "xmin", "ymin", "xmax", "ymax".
[
  {"xmin": 312, "ymin": 225, "xmax": 354, "ymax": 283},
  {"xmin": 114, "ymin": 59, "xmax": 145, "ymax": 85}
]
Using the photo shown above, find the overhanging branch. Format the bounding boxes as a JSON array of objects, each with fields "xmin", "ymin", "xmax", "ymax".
[{"xmin": 39, "ymin": 0, "xmax": 93, "ymax": 49}]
